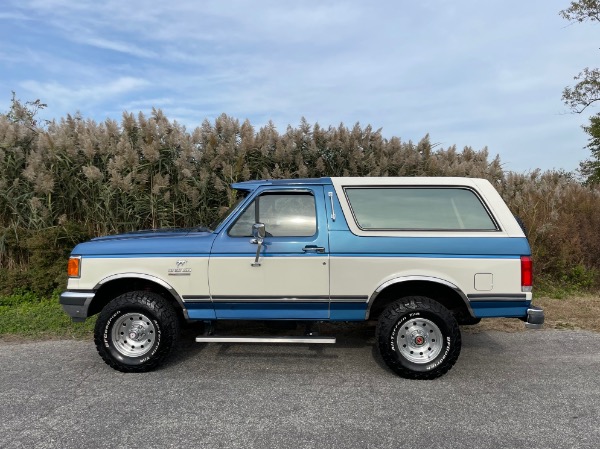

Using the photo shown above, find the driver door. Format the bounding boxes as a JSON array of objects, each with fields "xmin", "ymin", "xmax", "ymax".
[{"xmin": 208, "ymin": 187, "xmax": 330, "ymax": 319}]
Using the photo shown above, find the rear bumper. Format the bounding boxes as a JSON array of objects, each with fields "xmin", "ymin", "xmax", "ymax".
[
  {"xmin": 59, "ymin": 291, "xmax": 95, "ymax": 322},
  {"xmin": 523, "ymin": 305, "xmax": 544, "ymax": 329}
]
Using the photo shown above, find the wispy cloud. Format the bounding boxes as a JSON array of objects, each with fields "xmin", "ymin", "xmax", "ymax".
[
  {"xmin": 75, "ymin": 37, "xmax": 158, "ymax": 59},
  {"xmin": 0, "ymin": 0, "xmax": 597, "ymax": 172},
  {"xmin": 19, "ymin": 77, "xmax": 150, "ymax": 113}
]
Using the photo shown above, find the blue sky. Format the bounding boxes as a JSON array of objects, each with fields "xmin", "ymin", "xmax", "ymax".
[{"xmin": 0, "ymin": 0, "xmax": 597, "ymax": 173}]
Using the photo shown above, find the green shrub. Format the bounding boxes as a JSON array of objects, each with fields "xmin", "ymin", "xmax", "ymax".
[{"xmin": 0, "ymin": 292, "xmax": 96, "ymax": 338}]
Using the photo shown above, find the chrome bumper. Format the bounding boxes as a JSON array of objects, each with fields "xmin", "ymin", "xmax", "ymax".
[
  {"xmin": 59, "ymin": 291, "xmax": 95, "ymax": 322},
  {"xmin": 524, "ymin": 306, "xmax": 545, "ymax": 329}
]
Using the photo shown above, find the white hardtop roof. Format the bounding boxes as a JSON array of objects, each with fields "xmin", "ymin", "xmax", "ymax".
[{"xmin": 331, "ymin": 177, "xmax": 490, "ymax": 187}]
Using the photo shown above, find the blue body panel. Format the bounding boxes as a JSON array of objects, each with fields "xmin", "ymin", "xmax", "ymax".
[
  {"xmin": 329, "ymin": 232, "xmax": 530, "ymax": 257},
  {"xmin": 470, "ymin": 301, "xmax": 531, "ymax": 318},
  {"xmin": 72, "ymin": 231, "xmax": 216, "ymax": 256},
  {"xmin": 330, "ymin": 302, "xmax": 368, "ymax": 321},
  {"xmin": 185, "ymin": 302, "xmax": 217, "ymax": 320},
  {"xmin": 213, "ymin": 302, "xmax": 329, "ymax": 320}
]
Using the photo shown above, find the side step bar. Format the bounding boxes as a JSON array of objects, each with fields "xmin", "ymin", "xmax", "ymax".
[{"xmin": 195, "ymin": 336, "xmax": 336, "ymax": 344}]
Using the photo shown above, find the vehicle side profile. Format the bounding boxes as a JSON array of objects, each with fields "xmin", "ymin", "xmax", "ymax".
[{"xmin": 60, "ymin": 177, "xmax": 544, "ymax": 379}]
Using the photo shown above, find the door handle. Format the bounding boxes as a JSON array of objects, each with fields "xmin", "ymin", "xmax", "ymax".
[{"xmin": 303, "ymin": 245, "xmax": 325, "ymax": 253}]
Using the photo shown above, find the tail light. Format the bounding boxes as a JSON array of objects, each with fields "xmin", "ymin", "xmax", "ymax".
[{"xmin": 521, "ymin": 256, "xmax": 532, "ymax": 292}]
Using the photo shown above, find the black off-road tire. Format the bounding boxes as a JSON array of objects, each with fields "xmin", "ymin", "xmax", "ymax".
[
  {"xmin": 376, "ymin": 296, "xmax": 461, "ymax": 380},
  {"xmin": 94, "ymin": 291, "xmax": 180, "ymax": 373}
]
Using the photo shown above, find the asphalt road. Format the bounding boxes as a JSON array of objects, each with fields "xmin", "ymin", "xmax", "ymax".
[{"xmin": 1, "ymin": 324, "xmax": 599, "ymax": 449}]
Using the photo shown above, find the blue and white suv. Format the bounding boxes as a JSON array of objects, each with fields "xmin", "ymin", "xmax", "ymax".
[{"xmin": 60, "ymin": 177, "xmax": 544, "ymax": 379}]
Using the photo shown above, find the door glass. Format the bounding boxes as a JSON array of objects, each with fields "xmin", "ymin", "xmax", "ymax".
[{"xmin": 229, "ymin": 192, "xmax": 317, "ymax": 237}]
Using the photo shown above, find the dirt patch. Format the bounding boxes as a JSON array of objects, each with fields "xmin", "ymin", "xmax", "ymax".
[{"xmin": 463, "ymin": 294, "xmax": 600, "ymax": 333}]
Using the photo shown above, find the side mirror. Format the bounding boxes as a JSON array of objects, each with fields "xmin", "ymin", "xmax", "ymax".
[{"xmin": 252, "ymin": 223, "xmax": 266, "ymax": 241}]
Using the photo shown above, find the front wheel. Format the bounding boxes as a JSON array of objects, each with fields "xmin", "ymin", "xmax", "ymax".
[
  {"xmin": 94, "ymin": 291, "xmax": 180, "ymax": 373},
  {"xmin": 376, "ymin": 296, "xmax": 461, "ymax": 380}
]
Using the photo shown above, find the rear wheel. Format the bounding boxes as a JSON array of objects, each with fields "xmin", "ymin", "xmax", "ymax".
[
  {"xmin": 376, "ymin": 296, "xmax": 461, "ymax": 379},
  {"xmin": 94, "ymin": 291, "xmax": 180, "ymax": 373}
]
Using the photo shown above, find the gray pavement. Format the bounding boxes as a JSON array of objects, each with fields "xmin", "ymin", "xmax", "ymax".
[{"xmin": 0, "ymin": 324, "xmax": 599, "ymax": 449}]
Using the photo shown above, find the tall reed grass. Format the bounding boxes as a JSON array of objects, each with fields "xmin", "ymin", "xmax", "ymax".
[{"xmin": 1, "ymin": 99, "xmax": 599, "ymax": 295}]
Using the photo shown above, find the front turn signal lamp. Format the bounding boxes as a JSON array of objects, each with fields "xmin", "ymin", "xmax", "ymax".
[{"xmin": 67, "ymin": 256, "xmax": 81, "ymax": 278}]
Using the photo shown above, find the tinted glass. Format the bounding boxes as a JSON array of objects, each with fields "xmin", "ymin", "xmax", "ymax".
[
  {"xmin": 229, "ymin": 193, "xmax": 317, "ymax": 237},
  {"xmin": 345, "ymin": 187, "xmax": 497, "ymax": 230}
]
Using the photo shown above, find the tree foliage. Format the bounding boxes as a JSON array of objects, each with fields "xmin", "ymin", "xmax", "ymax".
[
  {"xmin": 579, "ymin": 114, "xmax": 600, "ymax": 183},
  {"xmin": 560, "ymin": 1, "xmax": 600, "ymax": 183},
  {"xmin": 560, "ymin": 0, "xmax": 600, "ymax": 23}
]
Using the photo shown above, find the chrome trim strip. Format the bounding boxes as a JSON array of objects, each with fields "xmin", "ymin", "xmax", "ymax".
[
  {"xmin": 60, "ymin": 291, "xmax": 95, "ymax": 302},
  {"xmin": 195, "ymin": 336, "xmax": 336, "ymax": 344},
  {"xmin": 211, "ymin": 296, "xmax": 328, "ymax": 303},
  {"xmin": 184, "ymin": 295, "xmax": 367, "ymax": 303},
  {"xmin": 329, "ymin": 296, "xmax": 369, "ymax": 303},
  {"xmin": 182, "ymin": 297, "xmax": 212, "ymax": 303},
  {"xmin": 366, "ymin": 275, "xmax": 474, "ymax": 319},
  {"xmin": 468, "ymin": 293, "xmax": 528, "ymax": 301}
]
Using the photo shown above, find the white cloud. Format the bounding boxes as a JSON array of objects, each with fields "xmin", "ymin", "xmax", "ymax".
[{"xmin": 1, "ymin": 0, "xmax": 597, "ymax": 172}]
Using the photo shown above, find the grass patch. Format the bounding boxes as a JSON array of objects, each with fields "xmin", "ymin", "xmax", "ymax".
[
  {"xmin": 466, "ymin": 294, "xmax": 600, "ymax": 333},
  {"xmin": 0, "ymin": 292, "xmax": 95, "ymax": 341}
]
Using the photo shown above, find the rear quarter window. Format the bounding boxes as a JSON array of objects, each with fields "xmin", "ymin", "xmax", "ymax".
[{"xmin": 344, "ymin": 187, "xmax": 498, "ymax": 231}]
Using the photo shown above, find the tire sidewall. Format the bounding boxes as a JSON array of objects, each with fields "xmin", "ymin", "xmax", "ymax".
[
  {"xmin": 386, "ymin": 308, "xmax": 455, "ymax": 373},
  {"xmin": 94, "ymin": 291, "xmax": 178, "ymax": 372},
  {"xmin": 101, "ymin": 305, "xmax": 164, "ymax": 367}
]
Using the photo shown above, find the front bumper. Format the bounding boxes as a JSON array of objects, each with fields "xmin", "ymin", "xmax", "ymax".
[
  {"xmin": 59, "ymin": 291, "xmax": 95, "ymax": 322},
  {"xmin": 523, "ymin": 305, "xmax": 545, "ymax": 329}
]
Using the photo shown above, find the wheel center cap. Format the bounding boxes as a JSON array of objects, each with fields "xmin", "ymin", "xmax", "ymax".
[
  {"xmin": 129, "ymin": 331, "xmax": 138, "ymax": 339},
  {"xmin": 415, "ymin": 336, "xmax": 425, "ymax": 346}
]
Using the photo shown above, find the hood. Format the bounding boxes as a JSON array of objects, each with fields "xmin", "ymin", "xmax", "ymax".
[
  {"xmin": 72, "ymin": 227, "xmax": 217, "ymax": 256},
  {"xmin": 90, "ymin": 227, "xmax": 208, "ymax": 242}
]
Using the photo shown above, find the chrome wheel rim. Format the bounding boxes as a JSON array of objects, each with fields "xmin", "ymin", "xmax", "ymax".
[
  {"xmin": 111, "ymin": 313, "xmax": 156, "ymax": 358},
  {"xmin": 396, "ymin": 317, "xmax": 443, "ymax": 364}
]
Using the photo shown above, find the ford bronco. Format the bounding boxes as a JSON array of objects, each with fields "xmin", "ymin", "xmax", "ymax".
[{"xmin": 60, "ymin": 177, "xmax": 544, "ymax": 379}]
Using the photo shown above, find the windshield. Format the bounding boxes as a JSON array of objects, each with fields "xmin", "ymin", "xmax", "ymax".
[{"xmin": 209, "ymin": 192, "xmax": 249, "ymax": 230}]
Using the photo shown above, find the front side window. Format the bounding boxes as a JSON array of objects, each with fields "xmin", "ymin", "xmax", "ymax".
[
  {"xmin": 229, "ymin": 192, "xmax": 317, "ymax": 237},
  {"xmin": 344, "ymin": 187, "xmax": 497, "ymax": 231}
]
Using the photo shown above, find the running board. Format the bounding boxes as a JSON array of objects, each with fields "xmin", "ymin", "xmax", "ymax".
[{"xmin": 195, "ymin": 335, "xmax": 336, "ymax": 344}]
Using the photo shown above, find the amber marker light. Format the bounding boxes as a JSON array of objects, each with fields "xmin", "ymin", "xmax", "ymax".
[{"xmin": 67, "ymin": 256, "xmax": 81, "ymax": 278}]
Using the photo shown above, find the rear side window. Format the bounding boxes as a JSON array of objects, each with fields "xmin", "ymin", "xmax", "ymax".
[{"xmin": 344, "ymin": 187, "xmax": 497, "ymax": 231}]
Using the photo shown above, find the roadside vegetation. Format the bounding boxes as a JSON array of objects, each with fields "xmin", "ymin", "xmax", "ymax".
[
  {"xmin": 1, "ymin": 95, "xmax": 599, "ymax": 338},
  {"xmin": 0, "ymin": 290, "xmax": 95, "ymax": 340}
]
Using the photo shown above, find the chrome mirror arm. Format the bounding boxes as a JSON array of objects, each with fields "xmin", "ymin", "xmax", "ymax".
[
  {"xmin": 251, "ymin": 222, "xmax": 266, "ymax": 267},
  {"xmin": 251, "ymin": 239, "xmax": 263, "ymax": 267}
]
